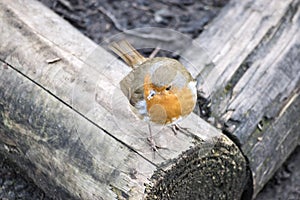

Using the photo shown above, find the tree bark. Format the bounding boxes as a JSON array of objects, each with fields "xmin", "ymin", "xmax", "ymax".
[
  {"xmin": 0, "ymin": 0, "xmax": 249, "ymax": 199},
  {"xmin": 185, "ymin": 0, "xmax": 300, "ymax": 197}
]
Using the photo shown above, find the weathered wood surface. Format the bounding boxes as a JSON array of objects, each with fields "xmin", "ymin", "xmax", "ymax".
[
  {"xmin": 183, "ymin": 0, "xmax": 300, "ymax": 197},
  {"xmin": 0, "ymin": 0, "xmax": 249, "ymax": 199}
]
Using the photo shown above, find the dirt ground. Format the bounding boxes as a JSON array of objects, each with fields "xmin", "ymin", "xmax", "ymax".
[{"xmin": 0, "ymin": 0, "xmax": 299, "ymax": 199}]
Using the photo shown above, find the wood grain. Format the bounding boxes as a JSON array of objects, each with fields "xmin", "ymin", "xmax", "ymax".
[
  {"xmin": 0, "ymin": 0, "xmax": 249, "ymax": 199},
  {"xmin": 186, "ymin": 0, "xmax": 300, "ymax": 197}
]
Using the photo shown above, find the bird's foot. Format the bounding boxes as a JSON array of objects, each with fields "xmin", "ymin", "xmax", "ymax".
[
  {"xmin": 147, "ymin": 136, "xmax": 159, "ymax": 152},
  {"xmin": 171, "ymin": 123, "xmax": 192, "ymax": 135}
]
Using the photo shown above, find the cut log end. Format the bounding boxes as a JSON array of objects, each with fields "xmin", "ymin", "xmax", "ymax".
[{"xmin": 145, "ymin": 135, "xmax": 251, "ymax": 200}]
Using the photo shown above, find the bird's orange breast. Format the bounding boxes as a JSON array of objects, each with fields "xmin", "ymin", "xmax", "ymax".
[{"xmin": 143, "ymin": 74, "xmax": 195, "ymax": 124}]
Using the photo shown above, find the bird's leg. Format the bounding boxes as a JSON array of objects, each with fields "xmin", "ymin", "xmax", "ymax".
[
  {"xmin": 171, "ymin": 124, "xmax": 204, "ymax": 142},
  {"xmin": 147, "ymin": 123, "xmax": 159, "ymax": 152},
  {"xmin": 147, "ymin": 123, "xmax": 169, "ymax": 152},
  {"xmin": 171, "ymin": 123, "xmax": 192, "ymax": 135}
]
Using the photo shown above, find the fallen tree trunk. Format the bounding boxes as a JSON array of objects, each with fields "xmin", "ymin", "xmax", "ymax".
[
  {"xmin": 0, "ymin": 0, "xmax": 248, "ymax": 199},
  {"xmin": 184, "ymin": 0, "xmax": 300, "ymax": 197},
  {"xmin": 2, "ymin": 0, "xmax": 299, "ymax": 199}
]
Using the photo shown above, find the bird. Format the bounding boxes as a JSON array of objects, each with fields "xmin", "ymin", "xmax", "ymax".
[{"xmin": 109, "ymin": 40, "xmax": 197, "ymax": 150}]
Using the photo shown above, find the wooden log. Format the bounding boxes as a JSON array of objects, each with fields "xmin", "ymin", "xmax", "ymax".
[
  {"xmin": 0, "ymin": 0, "xmax": 249, "ymax": 199},
  {"xmin": 184, "ymin": 0, "xmax": 300, "ymax": 197}
]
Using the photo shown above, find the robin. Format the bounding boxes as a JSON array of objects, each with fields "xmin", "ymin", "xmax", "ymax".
[{"xmin": 109, "ymin": 40, "xmax": 197, "ymax": 150}]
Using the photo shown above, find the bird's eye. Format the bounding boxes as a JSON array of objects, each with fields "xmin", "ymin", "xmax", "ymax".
[
  {"xmin": 165, "ymin": 85, "xmax": 172, "ymax": 91},
  {"xmin": 147, "ymin": 90, "xmax": 156, "ymax": 100}
]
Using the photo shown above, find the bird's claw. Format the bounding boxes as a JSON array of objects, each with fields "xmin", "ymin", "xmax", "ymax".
[{"xmin": 171, "ymin": 124, "xmax": 192, "ymax": 135}]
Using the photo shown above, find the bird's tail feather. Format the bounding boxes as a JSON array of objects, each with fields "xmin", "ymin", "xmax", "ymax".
[{"xmin": 109, "ymin": 40, "xmax": 147, "ymax": 68}]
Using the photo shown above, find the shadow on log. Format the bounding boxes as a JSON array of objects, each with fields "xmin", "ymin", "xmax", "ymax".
[
  {"xmin": 1, "ymin": 0, "xmax": 299, "ymax": 199},
  {"xmin": 186, "ymin": 0, "xmax": 300, "ymax": 198},
  {"xmin": 0, "ymin": 0, "xmax": 250, "ymax": 199}
]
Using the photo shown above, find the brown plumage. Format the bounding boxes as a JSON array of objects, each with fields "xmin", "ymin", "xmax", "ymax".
[{"xmin": 109, "ymin": 40, "xmax": 197, "ymax": 125}]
